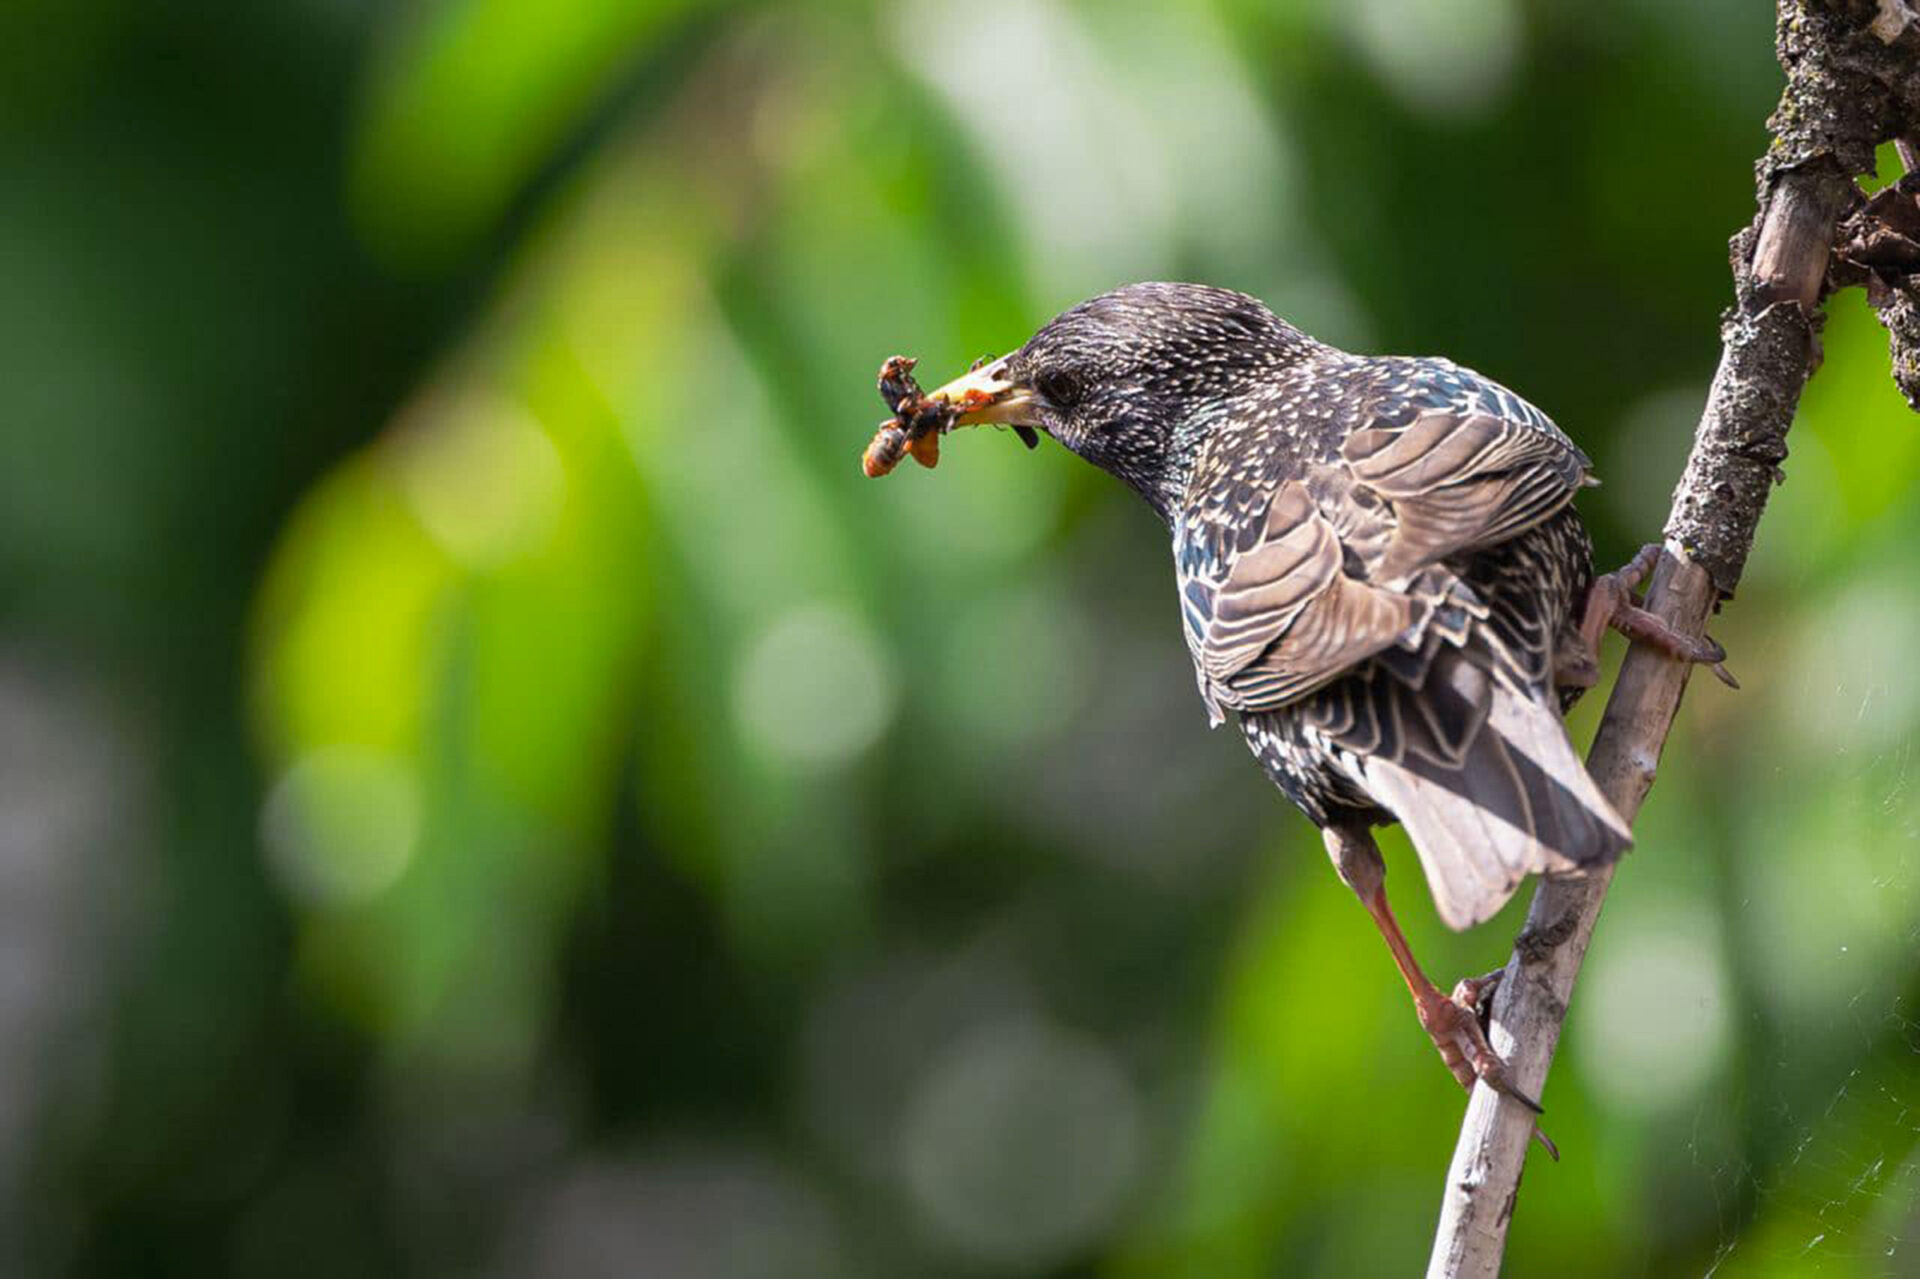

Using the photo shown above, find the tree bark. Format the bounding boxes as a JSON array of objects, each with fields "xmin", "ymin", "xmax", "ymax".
[{"xmin": 1427, "ymin": 3, "xmax": 1920, "ymax": 1274}]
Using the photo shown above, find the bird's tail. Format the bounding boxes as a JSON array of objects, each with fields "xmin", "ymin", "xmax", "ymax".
[{"xmin": 1345, "ymin": 652, "xmax": 1631, "ymax": 931}]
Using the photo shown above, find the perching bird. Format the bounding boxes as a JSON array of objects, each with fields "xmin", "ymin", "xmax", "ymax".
[{"xmin": 904, "ymin": 283, "xmax": 1727, "ymax": 1111}]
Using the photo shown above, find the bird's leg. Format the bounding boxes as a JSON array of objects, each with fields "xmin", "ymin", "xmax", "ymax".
[
  {"xmin": 1321, "ymin": 826, "xmax": 1544, "ymax": 1113},
  {"xmin": 1579, "ymin": 544, "xmax": 1739, "ymax": 688},
  {"xmin": 1356, "ymin": 882, "xmax": 1544, "ymax": 1114},
  {"xmin": 1323, "ymin": 826, "xmax": 1560, "ymax": 1156}
]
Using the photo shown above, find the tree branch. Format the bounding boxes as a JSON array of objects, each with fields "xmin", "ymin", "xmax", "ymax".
[{"xmin": 1428, "ymin": 3, "xmax": 1920, "ymax": 1274}]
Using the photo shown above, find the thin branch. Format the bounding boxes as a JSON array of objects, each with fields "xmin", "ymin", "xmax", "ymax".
[{"xmin": 1427, "ymin": 3, "xmax": 1920, "ymax": 1274}]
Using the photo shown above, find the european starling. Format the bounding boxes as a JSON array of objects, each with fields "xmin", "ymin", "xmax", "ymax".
[{"xmin": 882, "ymin": 283, "xmax": 1729, "ymax": 1111}]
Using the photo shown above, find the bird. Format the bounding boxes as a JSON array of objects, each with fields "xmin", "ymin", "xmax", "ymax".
[{"xmin": 899, "ymin": 282, "xmax": 1728, "ymax": 1114}]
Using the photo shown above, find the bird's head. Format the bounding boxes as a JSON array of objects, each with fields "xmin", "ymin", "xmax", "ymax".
[{"xmin": 922, "ymin": 282, "xmax": 1314, "ymax": 518}]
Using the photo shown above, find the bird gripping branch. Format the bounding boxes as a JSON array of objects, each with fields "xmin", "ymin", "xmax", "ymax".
[{"xmin": 864, "ymin": 282, "xmax": 1728, "ymax": 1119}]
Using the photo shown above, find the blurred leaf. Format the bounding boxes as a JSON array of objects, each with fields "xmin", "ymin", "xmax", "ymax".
[{"xmin": 351, "ymin": 0, "xmax": 711, "ymax": 265}]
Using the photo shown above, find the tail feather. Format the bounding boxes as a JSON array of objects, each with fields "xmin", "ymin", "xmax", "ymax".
[{"xmin": 1351, "ymin": 674, "xmax": 1630, "ymax": 930}]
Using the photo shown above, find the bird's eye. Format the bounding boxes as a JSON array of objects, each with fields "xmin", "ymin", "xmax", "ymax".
[{"xmin": 1036, "ymin": 369, "xmax": 1083, "ymax": 407}]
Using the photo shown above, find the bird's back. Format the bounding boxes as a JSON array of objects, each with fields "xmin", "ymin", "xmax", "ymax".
[{"xmin": 1175, "ymin": 354, "xmax": 1630, "ymax": 928}]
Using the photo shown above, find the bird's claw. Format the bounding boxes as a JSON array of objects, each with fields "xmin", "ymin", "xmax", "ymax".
[
  {"xmin": 1419, "ymin": 970, "xmax": 1560, "ymax": 1160},
  {"xmin": 1417, "ymin": 977, "xmax": 1539, "ymax": 1111},
  {"xmin": 1610, "ymin": 600, "xmax": 1740, "ymax": 689},
  {"xmin": 1452, "ymin": 968, "xmax": 1504, "ymax": 1031},
  {"xmin": 1585, "ymin": 545, "xmax": 1740, "ymax": 689}
]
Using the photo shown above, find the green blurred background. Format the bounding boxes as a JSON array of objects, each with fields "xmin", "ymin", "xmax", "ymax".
[{"xmin": 6, "ymin": 0, "xmax": 1920, "ymax": 1274}]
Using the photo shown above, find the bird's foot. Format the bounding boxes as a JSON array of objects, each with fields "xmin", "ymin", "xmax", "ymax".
[
  {"xmin": 1344, "ymin": 868, "xmax": 1563, "ymax": 1159},
  {"xmin": 1414, "ymin": 969, "xmax": 1540, "ymax": 1112},
  {"xmin": 1582, "ymin": 544, "xmax": 1739, "ymax": 689},
  {"xmin": 1419, "ymin": 969, "xmax": 1561, "ymax": 1160}
]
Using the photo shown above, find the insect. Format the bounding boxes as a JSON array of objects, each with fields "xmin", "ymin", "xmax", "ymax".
[
  {"xmin": 861, "ymin": 356, "xmax": 950, "ymax": 477},
  {"xmin": 862, "ymin": 354, "xmax": 1037, "ymax": 478}
]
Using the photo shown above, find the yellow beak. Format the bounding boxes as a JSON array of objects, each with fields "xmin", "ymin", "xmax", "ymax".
[{"xmin": 926, "ymin": 356, "xmax": 1042, "ymax": 428}]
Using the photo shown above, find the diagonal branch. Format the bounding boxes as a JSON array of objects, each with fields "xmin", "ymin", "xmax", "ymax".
[{"xmin": 1427, "ymin": 3, "xmax": 1920, "ymax": 1274}]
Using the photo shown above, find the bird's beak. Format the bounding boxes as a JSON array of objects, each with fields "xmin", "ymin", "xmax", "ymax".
[{"xmin": 926, "ymin": 356, "xmax": 1042, "ymax": 431}]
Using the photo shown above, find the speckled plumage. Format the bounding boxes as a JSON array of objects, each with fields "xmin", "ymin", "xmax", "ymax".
[{"xmin": 985, "ymin": 283, "xmax": 1630, "ymax": 929}]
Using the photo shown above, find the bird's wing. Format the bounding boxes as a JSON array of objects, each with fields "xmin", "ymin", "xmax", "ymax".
[
  {"xmin": 1339, "ymin": 362, "xmax": 1592, "ymax": 584},
  {"xmin": 1175, "ymin": 361, "xmax": 1590, "ymax": 721},
  {"xmin": 1176, "ymin": 478, "xmax": 1422, "ymax": 723}
]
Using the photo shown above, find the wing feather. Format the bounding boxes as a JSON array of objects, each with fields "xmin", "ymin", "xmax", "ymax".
[
  {"xmin": 1180, "ymin": 480, "xmax": 1419, "ymax": 719},
  {"xmin": 1344, "ymin": 409, "xmax": 1590, "ymax": 583},
  {"xmin": 1175, "ymin": 360, "xmax": 1592, "ymax": 724}
]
